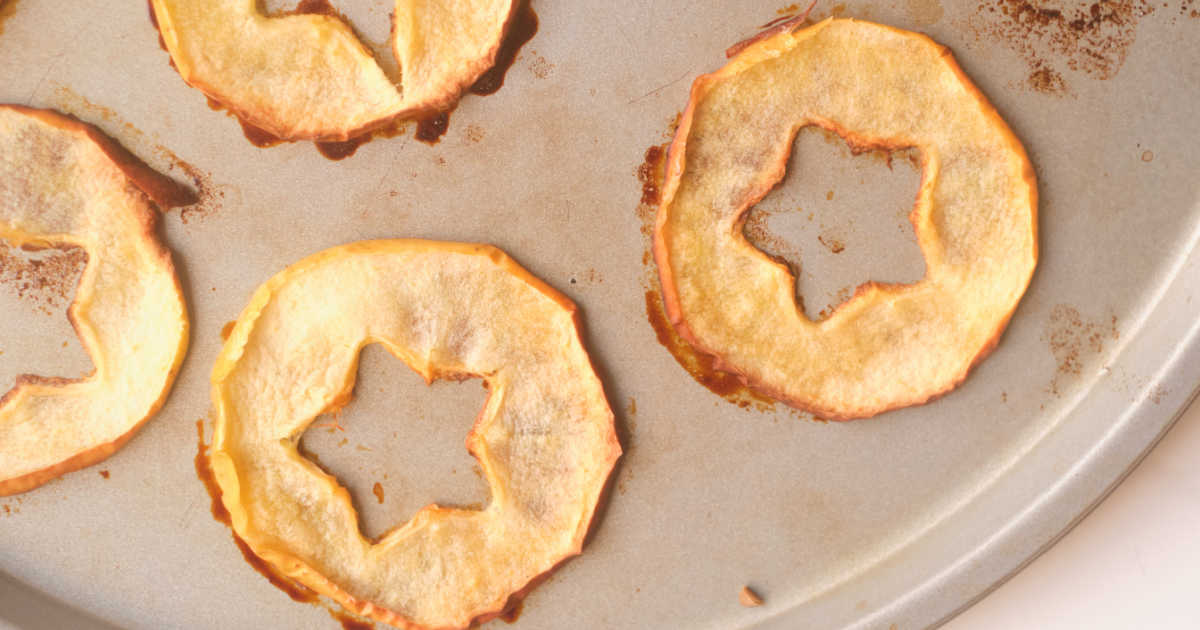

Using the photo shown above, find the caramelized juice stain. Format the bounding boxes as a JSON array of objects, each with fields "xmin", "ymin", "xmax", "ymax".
[
  {"xmin": 194, "ymin": 419, "xmax": 319, "ymax": 605},
  {"xmin": 638, "ymin": 145, "xmax": 666, "ymax": 207},
  {"xmin": 220, "ymin": 320, "xmax": 236, "ymax": 341},
  {"xmin": 470, "ymin": 0, "xmax": 539, "ymax": 95},
  {"xmin": 415, "ymin": 111, "xmax": 451, "ymax": 145},
  {"xmin": 500, "ymin": 599, "xmax": 524, "ymax": 623},
  {"xmin": 316, "ymin": 136, "xmax": 370, "ymax": 160},
  {"xmin": 644, "ymin": 290, "xmax": 776, "ymax": 411}
]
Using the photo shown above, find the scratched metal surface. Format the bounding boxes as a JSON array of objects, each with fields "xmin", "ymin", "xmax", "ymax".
[{"xmin": 0, "ymin": 1, "xmax": 1198, "ymax": 629}]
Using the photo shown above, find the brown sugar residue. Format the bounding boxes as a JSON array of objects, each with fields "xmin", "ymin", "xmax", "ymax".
[
  {"xmin": 0, "ymin": 244, "xmax": 87, "ymax": 315},
  {"xmin": 220, "ymin": 320, "xmax": 236, "ymax": 341},
  {"xmin": 777, "ymin": 3, "xmax": 801, "ymax": 14},
  {"xmin": 817, "ymin": 233, "xmax": 845, "ymax": 254},
  {"xmin": 1027, "ymin": 62, "xmax": 1069, "ymax": 95},
  {"xmin": 1043, "ymin": 305, "xmax": 1119, "ymax": 395},
  {"xmin": 527, "ymin": 50, "xmax": 555, "ymax": 79},
  {"xmin": 645, "ymin": 289, "xmax": 777, "ymax": 411},
  {"xmin": 968, "ymin": 0, "xmax": 1155, "ymax": 93},
  {"xmin": 904, "ymin": 0, "xmax": 945, "ymax": 25},
  {"xmin": 372, "ymin": 482, "xmax": 385, "ymax": 504},
  {"xmin": 464, "ymin": 124, "xmax": 486, "ymax": 143},
  {"xmin": 1148, "ymin": 385, "xmax": 1168, "ymax": 405},
  {"xmin": 818, "ymin": 286, "xmax": 856, "ymax": 320},
  {"xmin": 0, "ymin": 0, "xmax": 19, "ymax": 37},
  {"xmin": 742, "ymin": 208, "xmax": 804, "ymax": 273},
  {"xmin": 570, "ymin": 269, "xmax": 604, "ymax": 286}
]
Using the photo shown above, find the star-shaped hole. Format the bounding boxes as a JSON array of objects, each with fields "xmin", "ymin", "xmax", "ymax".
[
  {"xmin": 743, "ymin": 125, "xmax": 926, "ymax": 321},
  {"xmin": 298, "ymin": 343, "xmax": 491, "ymax": 541}
]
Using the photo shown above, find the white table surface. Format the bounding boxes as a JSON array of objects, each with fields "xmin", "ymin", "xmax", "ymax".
[{"xmin": 944, "ymin": 394, "xmax": 1200, "ymax": 629}]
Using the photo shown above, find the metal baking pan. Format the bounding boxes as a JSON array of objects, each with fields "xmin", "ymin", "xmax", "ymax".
[{"xmin": 1, "ymin": 1, "xmax": 1198, "ymax": 628}]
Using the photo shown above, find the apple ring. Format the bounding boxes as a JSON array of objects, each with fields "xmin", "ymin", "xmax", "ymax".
[
  {"xmin": 0, "ymin": 106, "xmax": 190, "ymax": 495},
  {"xmin": 655, "ymin": 18, "xmax": 1038, "ymax": 420},
  {"xmin": 210, "ymin": 240, "xmax": 621, "ymax": 629},
  {"xmin": 149, "ymin": 0, "xmax": 518, "ymax": 140}
]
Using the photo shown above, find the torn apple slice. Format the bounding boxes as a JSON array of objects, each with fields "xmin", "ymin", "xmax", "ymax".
[
  {"xmin": 210, "ymin": 240, "xmax": 620, "ymax": 629},
  {"xmin": 0, "ymin": 105, "xmax": 190, "ymax": 495},
  {"xmin": 654, "ymin": 18, "xmax": 1038, "ymax": 420}
]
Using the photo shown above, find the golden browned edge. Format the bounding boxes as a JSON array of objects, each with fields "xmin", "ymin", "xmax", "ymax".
[
  {"xmin": 0, "ymin": 105, "xmax": 191, "ymax": 495},
  {"xmin": 210, "ymin": 240, "xmax": 621, "ymax": 630},
  {"xmin": 149, "ymin": 0, "xmax": 520, "ymax": 142},
  {"xmin": 653, "ymin": 18, "xmax": 1038, "ymax": 421}
]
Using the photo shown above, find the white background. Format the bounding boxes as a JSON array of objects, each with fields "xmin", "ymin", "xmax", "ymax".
[{"xmin": 946, "ymin": 396, "xmax": 1200, "ymax": 629}]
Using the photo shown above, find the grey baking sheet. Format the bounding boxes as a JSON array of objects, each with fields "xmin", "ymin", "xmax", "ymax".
[{"xmin": 1, "ymin": 1, "xmax": 1199, "ymax": 629}]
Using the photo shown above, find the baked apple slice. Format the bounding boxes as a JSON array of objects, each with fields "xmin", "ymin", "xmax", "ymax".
[{"xmin": 0, "ymin": 105, "xmax": 190, "ymax": 494}]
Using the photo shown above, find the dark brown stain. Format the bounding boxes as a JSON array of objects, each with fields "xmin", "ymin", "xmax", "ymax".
[
  {"xmin": 644, "ymin": 289, "xmax": 777, "ymax": 411},
  {"xmin": 316, "ymin": 136, "xmax": 370, "ymax": 161},
  {"xmin": 234, "ymin": 115, "xmax": 284, "ymax": 149},
  {"xmin": 1043, "ymin": 305, "xmax": 1119, "ymax": 395},
  {"xmin": 500, "ymin": 599, "xmax": 523, "ymax": 623},
  {"xmin": 415, "ymin": 111, "xmax": 451, "ymax": 145},
  {"xmin": 372, "ymin": 481, "xmax": 384, "ymax": 504},
  {"xmin": 470, "ymin": 0, "xmax": 538, "ymax": 95},
  {"xmin": 289, "ymin": 0, "xmax": 338, "ymax": 17},
  {"xmin": 817, "ymin": 234, "xmax": 845, "ymax": 253},
  {"xmin": 98, "ymin": 470, "xmax": 110, "ymax": 479},
  {"xmin": 0, "ymin": 0, "xmax": 19, "ymax": 37},
  {"xmin": 637, "ymin": 144, "xmax": 667, "ymax": 210},
  {"xmin": 968, "ymin": 0, "xmax": 1155, "ymax": 93},
  {"xmin": 220, "ymin": 320, "xmax": 236, "ymax": 342},
  {"xmin": 195, "ymin": 419, "xmax": 321, "ymax": 605},
  {"xmin": 464, "ymin": 124, "xmax": 486, "ymax": 143},
  {"xmin": 0, "ymin": 243, "xmax": 87, "ymax": 315}
]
